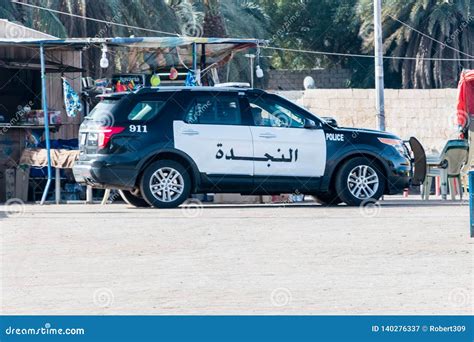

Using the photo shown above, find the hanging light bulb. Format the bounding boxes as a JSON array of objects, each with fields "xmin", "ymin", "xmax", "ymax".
[{"xmin": 100, "ymin": 44, "xmax": 109, "ymax": 69}]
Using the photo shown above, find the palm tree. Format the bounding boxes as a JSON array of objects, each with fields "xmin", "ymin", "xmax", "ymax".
[
  {"xmin": 358, "ymin": 0, "xmax": 474, "ymax": 88},
  {"xmin": 5, "ymin": 0, "xmax": 181, "ymax": 76},
  {"xmin": 2, "ymin": 0, "xmax": 269, "ymax": 80},
  {"xmin": 202, "ymin": 0, "xmax": 227, "ymax": 37}
]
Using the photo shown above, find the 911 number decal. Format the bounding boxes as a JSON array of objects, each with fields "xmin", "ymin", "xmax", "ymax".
[{"xmin": 129, "ymin": 125, "xmax": 148, "ymax": 133}]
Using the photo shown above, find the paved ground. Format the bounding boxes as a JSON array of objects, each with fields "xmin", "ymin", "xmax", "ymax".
[{"xmin": 1, "ymin": 197, "xmax": 473, "ymax": 315}]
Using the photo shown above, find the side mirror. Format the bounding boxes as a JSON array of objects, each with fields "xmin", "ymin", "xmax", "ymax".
[
  {"xmin": 304, "ymin": 118, "xmax": 317, "ymax": 129},
  {"xmin": 321, "ymin": 117, "xmax": 338, "ymax": 127}
]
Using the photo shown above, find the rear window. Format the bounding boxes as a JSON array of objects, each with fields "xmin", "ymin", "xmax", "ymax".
[{"xmin": 128, "ymin": 101, "xmax": 165, "ymax": 121}]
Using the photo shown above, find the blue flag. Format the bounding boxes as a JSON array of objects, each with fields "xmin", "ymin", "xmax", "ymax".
[{"xmin": 62, "ymin": 78, "xmax": 82, "ymax": 117}]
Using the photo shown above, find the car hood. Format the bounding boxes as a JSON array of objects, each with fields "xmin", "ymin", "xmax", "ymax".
[{"xmin": 335, "ymin": 126, "xmax": 400, "ymax": 139}]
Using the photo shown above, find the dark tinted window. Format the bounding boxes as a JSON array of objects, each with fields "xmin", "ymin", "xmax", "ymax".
[{"xmin": 185, "ymin": 95, "xmax": 241, "ymax": 125}]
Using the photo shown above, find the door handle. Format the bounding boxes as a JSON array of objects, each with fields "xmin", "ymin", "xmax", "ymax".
[
  {"xmin": 259, "ymin": 133, "xmax": 277, "ymax": 139},
  {"xmin": 181, "ymin": 129, "xmax": 199, "ymax": 136}
]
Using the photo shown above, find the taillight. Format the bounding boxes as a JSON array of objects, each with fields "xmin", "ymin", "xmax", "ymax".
[{"xmin": 96, "ymin": 126, "xmax": 125, "ymax": 149}]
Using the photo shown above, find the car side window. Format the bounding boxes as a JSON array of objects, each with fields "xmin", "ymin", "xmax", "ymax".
[
  {"xmin": 185, "ymin": 96, "xmax": 242, "ymax": 125},
  {"xmin": 249, "ymin": 96, "xmax": 305, "ymax": 128},
  {"xmin": 128, "ymin": 101, "xmax": 165, "ymax": 121}
]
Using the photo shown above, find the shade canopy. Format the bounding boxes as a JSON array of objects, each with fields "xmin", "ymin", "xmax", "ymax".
[
  {"xmin": 0, "ymin": 36, "xmax": 263, "ymax": 48},
  {"xmin": 0, "ymin": 36, "xmax": 264, "ymax": 70}
]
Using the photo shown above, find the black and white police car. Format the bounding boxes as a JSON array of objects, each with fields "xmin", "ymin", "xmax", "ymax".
[{"xmin": 73, "ymin": 86, "xmax": 417, "ymax": 208}]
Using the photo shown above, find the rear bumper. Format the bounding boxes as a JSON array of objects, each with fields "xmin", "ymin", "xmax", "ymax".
[{"xmin": 73, "ymin": 161, "xmax": 137, "ymax": 189}]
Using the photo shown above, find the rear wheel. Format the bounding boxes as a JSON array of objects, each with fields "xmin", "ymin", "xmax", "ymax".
[
  {"xmin": 140, "ymin": 160, "xmax": 191, "ymax": 208},
  {"xmin": 335, "ymin": 157, "xmax": 385, "ymax": 206},
  {"xmin": 119, "ymin": 190, "xmax": 150, "ymax": 208}
]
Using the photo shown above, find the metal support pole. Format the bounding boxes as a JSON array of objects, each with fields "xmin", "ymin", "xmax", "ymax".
[
  {"xmin": 55, "ymin": 168, "xmax": 60, "ymax": 204},
  {"xmin": 249, "ymin": 56, "xmax": 254, "ymax": 88},
  {"xmin": 245, "ymin": 54, "xmax": 255, "ymax": 88},
  {"xmin": 200, "ymin": 44, "xmax": 206, "ymax": 85},
  {"xmin": 374, "ymin": 0, "xmax": 385, "ymax": 131},
  {"xmin": 469, "ymin": 170, "xmax": 474, "ymax": 238},
  {"xmin": 192, "ymin": 42, "xmax": 198, "ymax": 83},
  {"xmin": 39, "ymin": 43, "xmax": 53, "ymax": 205}
]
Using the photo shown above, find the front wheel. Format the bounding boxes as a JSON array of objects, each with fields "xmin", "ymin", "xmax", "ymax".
[
  {"xmin": 335, "ymin": 157, "xmax": 385, "ymax": 206},
  {"xmin": 140, "ymin": 160, "xmax": 191, "ymax": 208}
]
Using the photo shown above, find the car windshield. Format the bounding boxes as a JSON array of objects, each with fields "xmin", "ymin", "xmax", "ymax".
[{"xmin": 273, "ymin": 94, "xmax": 322, "ymax": 121}]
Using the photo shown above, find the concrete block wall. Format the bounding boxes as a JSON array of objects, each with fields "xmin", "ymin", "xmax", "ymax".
[
  {"xmin": 278, "ymin": 89, "xmax": 459, "ymax": 153},
  {"xmin": 266, "ymin": 69, "xmax": 351, "ymax": 90}
]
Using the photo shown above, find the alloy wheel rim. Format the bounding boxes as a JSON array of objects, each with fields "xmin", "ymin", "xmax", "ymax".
[
  {"xmin": 149, "ymin": 167, "xmax": 184, "ymax": 202},
  {"xmin": 347, "ymin": 165, "xmax": 379, "ymax": 199}
]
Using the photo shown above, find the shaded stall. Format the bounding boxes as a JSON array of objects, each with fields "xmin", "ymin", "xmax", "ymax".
[{"xmin": 0, "ymin": 20, "xmax": 83, "ymax": 202}]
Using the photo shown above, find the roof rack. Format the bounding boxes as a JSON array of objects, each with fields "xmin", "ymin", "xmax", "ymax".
[
  {"xmin": 214, "ymin": 82, "xmax": 251, "ymax": 88},
  {"xmin": 99, "ymin": 85, "xmax": 263, "ymax": 98}
]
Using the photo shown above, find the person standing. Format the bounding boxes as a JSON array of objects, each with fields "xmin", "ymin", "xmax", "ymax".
[{"xmin": 457, "ymin": 70, "xmax": 474, "ymax": 169}]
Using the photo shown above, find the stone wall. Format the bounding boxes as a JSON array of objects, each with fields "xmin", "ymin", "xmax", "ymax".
[
  {"xmin": 277, "ymin": 89, "xmax": 459, "ymax": 153},
  {"xmin": 266, "ymin": 69, "xmax": 351, "ymax": 90}
]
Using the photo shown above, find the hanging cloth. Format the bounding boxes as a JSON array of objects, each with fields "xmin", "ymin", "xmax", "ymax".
[
  {"xmin": 185, "ymin": 71, "xmax": 197, "ymax": 87},
  {"xmin": 62, "ymin": 78, "xmax": 82, "ymax": 117}
]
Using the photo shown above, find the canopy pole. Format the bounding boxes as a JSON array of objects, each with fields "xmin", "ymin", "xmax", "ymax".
[
  {"xmin": 39, "ymin": 43, "xmax": 53, "ymax": 205},
  {"xmin": 192, "ymin": 42, "xmax": 198, "ymax": 82},
  {"xmin": 200, "ymin": 44, "xmax": 206, "ymax": 85}
]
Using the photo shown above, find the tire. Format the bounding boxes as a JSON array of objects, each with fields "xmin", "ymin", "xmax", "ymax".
[
  {"xmin": 139, "ymin": 160, "xmax": 191, "ymax": 208},
  {"xmin": 119, "ymin": 190, "xmax": 150, "ymax": 208},
  {"xmin": 312, "ymin": 191, "xmax": 342, "ymax": 206},
  {"xmin": 335, "ymin": 157, "xmax": 385, "ymax": 206}
]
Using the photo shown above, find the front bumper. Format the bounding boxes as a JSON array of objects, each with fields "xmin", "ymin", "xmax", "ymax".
[{"xmin": 385, "ymin": 154, "xmax": 412, "ymax": 194}]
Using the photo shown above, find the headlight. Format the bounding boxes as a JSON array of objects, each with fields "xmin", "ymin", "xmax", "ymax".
[{"xmin": 378, "ymin": 137, "xmax": 406, "ymax": 155}]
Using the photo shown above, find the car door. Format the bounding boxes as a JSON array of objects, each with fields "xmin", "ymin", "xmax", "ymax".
[
  {"xmin": 173, "ymin": 92, "xmax": 254, "ymax": 176},
  {"xmin": 247, "ymin": 93, "xmax": 326, "ymax": 178}
]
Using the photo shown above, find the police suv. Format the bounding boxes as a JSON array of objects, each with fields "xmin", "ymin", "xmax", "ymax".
[{"xmin": 73, "ymin": 86, "xmax": 414, "ymax": 208}]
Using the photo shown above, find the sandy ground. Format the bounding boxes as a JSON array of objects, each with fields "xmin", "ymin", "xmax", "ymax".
[{"xmin": 1, "ymin": 197, "xmax": 473, "ymax": 315}]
